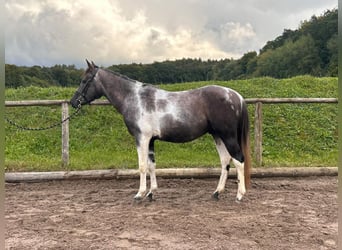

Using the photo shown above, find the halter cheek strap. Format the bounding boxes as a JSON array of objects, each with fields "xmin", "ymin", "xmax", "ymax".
[
  {"xmin": 76, "ymin": 68, "xmax": 99, "ymax": 104},
  {"xmin": 76, "ymin": 83, "xmax": 91, "ymax": 104}
]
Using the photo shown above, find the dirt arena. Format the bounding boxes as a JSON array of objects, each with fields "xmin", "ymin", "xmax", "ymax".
[{"xmin": 5, "ymin": 175, "xmax": 337, "ymax": 250}]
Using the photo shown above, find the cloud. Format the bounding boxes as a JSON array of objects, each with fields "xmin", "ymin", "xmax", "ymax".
[
  {"xmin": 217, "ymin": 22, "xmax": 257, "ymax": 54},
  {"xmin": 5, "ymin": 0, "xmax": 337, "ymax": 67},
  {"xmin": 5, "ymin": 0, "xmax": 237, "ymax": 66}
]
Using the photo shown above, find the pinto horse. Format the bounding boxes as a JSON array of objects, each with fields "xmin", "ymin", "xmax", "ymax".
[{"xmin": 71, "ymin": 60, "xmax": 251, "ymax": 202}]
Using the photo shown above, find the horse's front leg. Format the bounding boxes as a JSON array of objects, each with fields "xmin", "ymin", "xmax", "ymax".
[
  {"xmin": 134, "ymin": 137, "xmax": 150, "ymax": 200},
  {"xmin": 146, "ymin": 140, "xmax": 158, "ymax": 201}
]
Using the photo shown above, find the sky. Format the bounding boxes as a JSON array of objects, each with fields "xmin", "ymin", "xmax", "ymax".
[{"xmin": 5, "ymin": 0, "xmax": 337, "ymax": 68}]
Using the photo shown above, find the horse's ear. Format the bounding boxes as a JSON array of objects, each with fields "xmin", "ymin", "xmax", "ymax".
[
  {"xmin": 91, "ymin": 61, "xmax": 98, "ymax": 68},
  {"xmin": 86, "ymin": 59, "xmax": 92, "ymax": 69}
]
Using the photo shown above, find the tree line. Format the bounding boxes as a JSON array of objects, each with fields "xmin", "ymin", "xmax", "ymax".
[{"xmin": 5, "ymin": 9, "xmax": 337, "ymax": 88}]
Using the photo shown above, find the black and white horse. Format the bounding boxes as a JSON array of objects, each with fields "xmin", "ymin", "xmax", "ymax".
[{"xmin": 71, "ymin": 60, "xmax": 251, "ymax": 202}]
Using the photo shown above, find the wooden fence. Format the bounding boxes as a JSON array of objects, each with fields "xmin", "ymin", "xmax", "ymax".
[{"xmin": 5, "ymin": 98, "xmax": 338, "ymax": 167}]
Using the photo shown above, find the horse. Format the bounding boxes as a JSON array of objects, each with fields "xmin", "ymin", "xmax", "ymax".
[{"xmin": 70, "ymin": 60, "xmax": 251, "ymax": 202}]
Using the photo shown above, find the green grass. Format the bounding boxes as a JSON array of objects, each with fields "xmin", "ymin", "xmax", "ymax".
[{"xmin": 5, "ymin": 75, "xmax": 338, "ymax": 171}]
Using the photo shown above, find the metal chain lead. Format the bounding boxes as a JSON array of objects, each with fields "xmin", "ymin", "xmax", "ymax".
[{"xmin": 5, "ymin": 104, "xmax": 82, "ymax": 131}]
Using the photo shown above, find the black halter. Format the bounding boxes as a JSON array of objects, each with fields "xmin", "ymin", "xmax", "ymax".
[{"xmin": 76, "ymin": 68, "xmax": 98, "ymax": 104}]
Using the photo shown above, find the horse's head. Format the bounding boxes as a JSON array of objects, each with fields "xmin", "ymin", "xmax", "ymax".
[{"xmin": 70, "ymin": 59, "xmax": 102, "ymax": 108}]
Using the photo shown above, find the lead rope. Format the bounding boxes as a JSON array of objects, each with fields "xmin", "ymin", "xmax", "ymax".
[{"xmin": 5, "ymin": 103, "xmax": 82, "ymax": 131}]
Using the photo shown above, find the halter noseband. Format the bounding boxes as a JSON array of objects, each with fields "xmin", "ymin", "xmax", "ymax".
[{"xmin": 76, "ymin": 68, "xmax": 98, "ymax": 104}]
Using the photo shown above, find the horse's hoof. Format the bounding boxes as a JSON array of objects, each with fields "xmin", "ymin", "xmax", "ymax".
[
  {"xmin": 212, "ymin": 191, "xmax": 219, "ymax": 200},
  {"xmin": 236, "ymin": 191, "xmax": 245, "ymax": 202},
  {"xmin": 146, "ymin": 192, "xmax": 155, "ymax": 202},
  {"xmin": 134, "ymin": 194, "xmax": 143, "ymax": 202},
  {"xmin": 235, "ymin": 195, "xmax": 243, "ymax": 203}
]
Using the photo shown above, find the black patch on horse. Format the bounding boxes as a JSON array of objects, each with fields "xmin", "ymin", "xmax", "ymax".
[{"xmin": 140, "ymin": 87, "xmax": 157, "ymax": 112}]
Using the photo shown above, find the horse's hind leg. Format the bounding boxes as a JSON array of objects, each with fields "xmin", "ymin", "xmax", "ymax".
[
  {"xmin": 222, "ymin": 138, "xmax": 246, "ymax": 201},
  {"xmin": 146, "ymin": 140, "xmax": 158, "ymax": 201},
  {"xmin": 232, "ymin": 159, "xmax": 246, "ymax": 201},
  {"xmin": 212, "ymin": 136, "xmax": 231, "ymax": 200}
]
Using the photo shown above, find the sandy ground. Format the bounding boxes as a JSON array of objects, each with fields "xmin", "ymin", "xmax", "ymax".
[{"xmin": 5, "ymin": 176, "xmax": 337, "ymax": 250}]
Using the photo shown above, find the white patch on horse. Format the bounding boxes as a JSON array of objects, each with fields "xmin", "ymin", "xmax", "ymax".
[
  {"xmin": 225, "ymin": 90, "xmax": 231, "ymax": 101},
  {"xmin": 94, "ymin": 71, "xmax": 100, "ymax": 81},
  {"xmin": 135, "ymin": 81, "xmax": 144, "ymax": 87},
  {"xmin": 232, "ymin": 158, "xmax": 246, "ymax": 201},
  {"xmin": 134, "ymin": 86, "xmax": 155, "ymax": 137},
  {"xmin": 135, "ymin": 139, "xmax": 150, "ymax": 199},
  {"xmin": 157, "ymin": 91, "xmax": 182, "ymax": 119},
  {"xmin": 147, "ymin": 148, "xmax": 158, "ymax": 195},
  {"xmin": 226, "ymin": 88, "xmax": 244, "ymax": 110},
  {"xmin": 213, "ymin": 137, "xmax": 232, "ymax": 195},
  {"xmin": 155, "ymin": 89, "xmax": 168, "ymax": 100},
  {"xmin": 236, "ymin": 92, "xmax": 244, "ymax": 110}
]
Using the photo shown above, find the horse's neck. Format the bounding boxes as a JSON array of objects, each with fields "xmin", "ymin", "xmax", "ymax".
[{"xmin": 99, "ymin": 70, "xmax": 138, "ymax": 113}]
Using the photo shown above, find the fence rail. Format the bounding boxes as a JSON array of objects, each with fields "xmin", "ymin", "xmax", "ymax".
[
  {"xmin": 5, "ymin": 98, "xmax": 338, "ymax": 167},
  {"xmin": 5, "ymin": 98, "xmax": 338, "ymax": 106}
]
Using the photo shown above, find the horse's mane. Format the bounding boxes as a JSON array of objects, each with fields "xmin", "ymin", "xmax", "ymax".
[
  {"xmin": 83, "ymin": 65, "xmax": 151, "ymax": 87},
  {"xmin": 103, "ymin": 68, "xmax": 151, "ymax": 87},
  {"xmin": 104, "ymin": 68, "xmax": 135, "ymax": 82}
]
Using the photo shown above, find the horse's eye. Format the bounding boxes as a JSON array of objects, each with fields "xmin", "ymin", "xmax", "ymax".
[{"xmin": 82, "ymin": 80, "xmax": 87, "ymax": 84}]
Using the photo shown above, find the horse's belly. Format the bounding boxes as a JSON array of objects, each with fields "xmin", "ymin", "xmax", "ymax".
[
  {"xmin": 159, "ymin": 115, "xmax": 208, "ymax": 143},
  {"xmin": 159, "ymin": 129, "xmax": 207, "ymax": 143}
]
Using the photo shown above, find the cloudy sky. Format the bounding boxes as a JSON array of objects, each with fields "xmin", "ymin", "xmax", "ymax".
[{"xmin": 5, "ymin": 0, "xmax": 337, "ymax": 68}]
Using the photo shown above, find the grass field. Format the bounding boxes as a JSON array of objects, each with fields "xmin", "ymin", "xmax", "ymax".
[{"xmin": 5, "ymin": 75, "xmax": 338, "ymax": 172}]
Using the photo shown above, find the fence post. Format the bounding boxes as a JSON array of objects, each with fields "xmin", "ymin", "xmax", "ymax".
[
  {"xmin": 254, "ymin": 102, "xmax": 263, "ymax": 167},
  {"xmin": 61, "ymin": 102, "xmax": 69, "ymax": 167}
]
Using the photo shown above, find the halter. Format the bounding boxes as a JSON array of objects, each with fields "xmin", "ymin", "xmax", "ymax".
[{"xmin": 76, "ymin": 67, "xmax": 99, "ymax": 104}]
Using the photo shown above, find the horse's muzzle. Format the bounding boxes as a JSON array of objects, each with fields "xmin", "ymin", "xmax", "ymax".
[{"xmin": 70, "ymin": 97, "xmax": 82, "ymax": 109}]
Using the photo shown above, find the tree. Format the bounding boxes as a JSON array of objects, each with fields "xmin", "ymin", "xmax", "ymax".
[
  {"xmin": 5, "ymin": 64, "xmax": 25, "ymax": 88},
  {"xmin": 326, "ymin": 34, "xmax": 338, "ymax": 76},
  {"xmin": 299, "ymin": 9, "xmax": 337, "ymax": 71},
  {"xmin": 255, "ymin": 35, "xmax": 321, "ymax": 78}
]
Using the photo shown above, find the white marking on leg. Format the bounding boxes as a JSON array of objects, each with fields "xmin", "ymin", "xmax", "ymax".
[
  {"xmin": 135, "ymin": 139, "xmax": 149, "ymax": 199},
  {"xmin": 232, "ymin": 158, "xmax": 246, "ymax": 201},
  {"xmin": 148, "ymin": 153, "xmax": 158, "ymax": 195},
  {"xmin": 213, "ymin": 137, "xmax": 231, "ymax": 195}
]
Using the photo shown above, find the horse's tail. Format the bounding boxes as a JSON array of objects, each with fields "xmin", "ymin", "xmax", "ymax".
[{"xmin": 240, "ymin": 101, "xmax": 251, "ymax": 189}]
